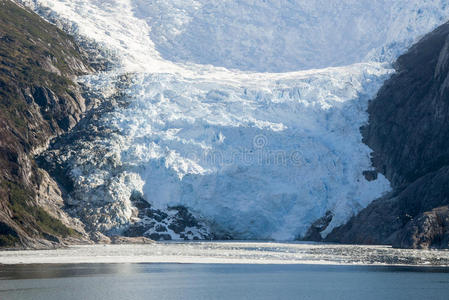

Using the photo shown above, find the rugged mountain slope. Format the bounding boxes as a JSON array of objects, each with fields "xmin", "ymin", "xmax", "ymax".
[
  {"xmin": 326, "ymin": 22, "xmax": 449, "ymax": 249},
  {"xmin": 0, "ymin": 0, "xmax": 93, "ymax": 248}
]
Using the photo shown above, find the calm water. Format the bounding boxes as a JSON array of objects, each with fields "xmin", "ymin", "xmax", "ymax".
[
  {"xmin": 0, "ymin": 263, "xmax": 449, "ymax": 300},
  {"xmin": 1, "ymin": 243, "xmax": 449, "ymax": 299}
]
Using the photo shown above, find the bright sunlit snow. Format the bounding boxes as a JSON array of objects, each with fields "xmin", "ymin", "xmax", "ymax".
[{"xmin": 18, "ymin": 0, "xmax": 449, "ymax": 240}]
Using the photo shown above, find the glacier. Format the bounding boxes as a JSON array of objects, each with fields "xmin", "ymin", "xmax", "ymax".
[{"xmin": 18, "ymin": 0, "xmax": 449, "ymax": 240}]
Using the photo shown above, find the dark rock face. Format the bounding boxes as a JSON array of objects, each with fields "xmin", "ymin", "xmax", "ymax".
[
  {"xmin": 0, "ymin": 0, "xmax": 94, "ymax": 248},
  {"xmin": 363, "ymin": 24, "xmax": 449, "ymax": 189},
  {"xmin": 394, "ymin": 206, "xmax": 449, "ymax": 249},
  {"xmin": 302, "ymin": 211, "xmax": 333, "ymax": 242},
  {"xmin": 124, "ymin": 192, "xmax": 211, "ymax": 241},
  {"xmin": 325, "ymin": 22, "xmax": 449, "ymax": 249}
]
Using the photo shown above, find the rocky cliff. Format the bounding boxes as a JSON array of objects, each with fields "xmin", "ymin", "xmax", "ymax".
[
  {"xmin": 325, "ymin": 22, "xmax": 449, "ymax": 249},
  {"xmin": 0, "ymin": 0, "xmax": 94, "ymax": 248}
]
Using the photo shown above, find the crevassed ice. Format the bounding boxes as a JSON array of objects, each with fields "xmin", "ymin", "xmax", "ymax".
[
  {"xmin": 20, "ymin": 0, "xmax": 449, "ymax": 239},
  {"xmin": 106, "ymin": 66, "xmax": 392, "ymax": 239}
]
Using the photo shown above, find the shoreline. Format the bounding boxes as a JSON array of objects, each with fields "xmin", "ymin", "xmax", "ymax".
[{"xmin": 1, "ymin": 242, "xmax": 448, "ymax": 267}]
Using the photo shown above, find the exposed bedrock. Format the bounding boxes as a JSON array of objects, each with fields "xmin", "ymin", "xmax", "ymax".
[
  {"xmin": 0, "ymin": 0, "xmax": 98, "ymax": 248},
  {"xmin": 323, "ymin": 22, "xmax": 449, "ymax": 249}
]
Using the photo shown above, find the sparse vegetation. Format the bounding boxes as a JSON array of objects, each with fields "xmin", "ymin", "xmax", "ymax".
[
  {"xmin": 0, "ymin": 0, "xmax": 84, "ymax": 132},
  {"xmin": 0, "ymin": 0, "xmax": 88, "ymax": 247},
  {"xmin": 4, "ymin": 181, "xmax": 77, "ymax": 240}
]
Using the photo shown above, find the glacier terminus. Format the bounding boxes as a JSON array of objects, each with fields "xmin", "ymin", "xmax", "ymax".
[{"xmin": 18, "ymin": 0, "xmax": 449, "ymax": 241}]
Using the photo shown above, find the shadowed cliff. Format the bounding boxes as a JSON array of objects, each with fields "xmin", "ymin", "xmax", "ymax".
[{"xmin": 325, "ymin": 22, "xmax": 449, "ymax": 249}]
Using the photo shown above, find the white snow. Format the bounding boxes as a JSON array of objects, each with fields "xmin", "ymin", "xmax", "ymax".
[{"xmin": 16, "ymin": 0, "xmax": 449, "ymax": 239}]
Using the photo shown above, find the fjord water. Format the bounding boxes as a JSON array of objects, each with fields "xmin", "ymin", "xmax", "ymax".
[
  {"xmin": 1, "ymin": 242, "xmax": 449, "ymax": 299},
  {"xmin": 0, "ymin": 263, "xmax": 449, "ymax": 300}
]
